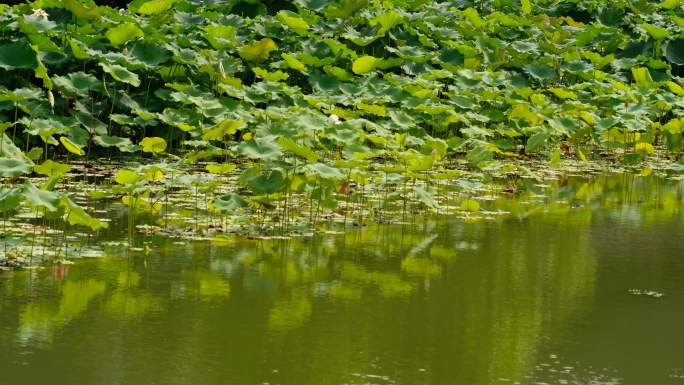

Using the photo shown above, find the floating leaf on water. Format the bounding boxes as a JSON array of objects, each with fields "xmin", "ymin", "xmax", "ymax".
[
  {"xmin": 206, "ymin": 163, "xmax": 237, "ymax": 174},
  {"xmin": 459, "ymin": 199, "xmax": 481, "ymax": 212}
]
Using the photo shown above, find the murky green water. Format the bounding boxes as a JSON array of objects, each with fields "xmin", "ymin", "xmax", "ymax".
[{"xmin": 1, "ymin": 174, "xmax": 684, "ymax": 385}]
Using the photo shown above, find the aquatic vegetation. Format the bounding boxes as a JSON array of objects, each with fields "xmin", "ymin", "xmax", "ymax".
[{"xmin": 0, "ymin": 0, "xmax": 683, "ymax": 265}]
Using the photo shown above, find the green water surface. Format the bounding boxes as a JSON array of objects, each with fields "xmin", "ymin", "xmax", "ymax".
[{"xmin": 1, "ymin": 174, "xmax": 684, "ymax": 385}]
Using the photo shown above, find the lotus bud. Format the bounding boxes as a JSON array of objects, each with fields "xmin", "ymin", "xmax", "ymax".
[
  {"xmin": 47, "ymin": 90, "xmax": 55, "ymax": 110},
  {"xmin": 328, "ymin": 114, "xmax": 341, "ymax": 125},
  {"xmin": 218, "ymin": 61, "xmax": 226, "ymax": 79},
  {"xmin": 123, "ymin": 47, "xmax": 128, "ymax": 56}
]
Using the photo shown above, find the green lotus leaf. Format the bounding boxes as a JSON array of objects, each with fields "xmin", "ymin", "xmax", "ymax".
[
  {"xmin": 523, "ymin": 64, "xmax": 557, "ymax": 81},
  {"xmin": 212, "ymin": 193, "xmax": 248, "ymax": 213},
  {"xmin": 324, "ymin": 0, "xmax": 368, "ymax": 18},
  {"xmin": 253, "ymin": 67, "xmax": 289, "ymax": 82},
  {"xmin": 203, "ymin": 24, "xmax": 237, "ymax": 49},
  {"xmin": 282, "ymin": 53, "xmax": 306, "ymax": 71},
  {"xmin": 53, "ymin": 72, "xmax": 101, "ymax": 96},
  {"xmin": 439, "ymin": 48, "xmax": 465, "ymax": 70},
  {"xmin": 640, "ymin": 24, "xmax": 669, "ymax": 40},
  {"xmin": 202, "ymin": 119, "xmax": 242, "ymax": 141},
  {"xmin": 62, "ymin": 0, "xmax": 103, "ymax": 20},
  {"xmin": 130, "ymin": 42, "xmax": 171, "ymax": 67},
  {"xmin": 1, "ymin": 134, "xmax": 32, "ymax": 163},
  {"xmin": 34, "ymin": 160, "xmax": 71, "ymax": 177},
  {"xmin": 0, "ymin": 187, "xmax": 22, "ymax": 211},
  {"xmin": 66, "ymin": 37, "xmax": 89, "ymax": 60},
  {"xmin": 0, "ymin": 42, "xmax": 38, "ymax": 70},
  {"xmin": 0, "ymin": 157, "xmax": 33, "ymax": 177},
  {"xmin": 305, "ymin": 163, "xmax": 344, "ymax": 180},
  {"xmin": 137, "ymin": 0, "xmax": 175, "ymax": 15},
  {"xmin": 459, "ymin": 198, "xmax": 480, "ymax": 212},
  {"xmin": 521, "ymin": 0, "xmax": 532, "ymax": 14},
  {"xmin": 461, "ymin": 7, "xmax": 485, "ymax": 28},
  {"xmin": 140, "ymin": 137, "xmax": 167, "ymax": 153},
  {"xmin": 206, "ymin": 163, "xmax": 237, "ymax": 174},
  {"xmin": 247, "ymin": 169, "xmax": 287, "ymax": 195},
  {"xmin": 352, "ymin": 55, "xmax": 379, "ymax": 74},
  {"xmin": 76, "ymin": 111, "xmax": 108, "ymax": 136},
  {"xmin": 660, "ymin": 0, "xmax": 682, "ymax": 8},
  {"xmin": 235, "ymin": 136, "xmax": 282, "ymax": 160},
  {"xmin": 239, "ymin": 38, "xmax": 278, "ymax": 62},
  {"xmin": 664, "ymin": 39, "xmax": 684, "ymax": 65},
  {"xmin": 60, "ymin": 136, "xmax": 85, "ymax": 156},
  {"xmin": 23, "ymin": 182, "xmax": 60, "ymax": 211},
  {"xmin": 278, "ymin": 137, "xmax": 319, "ymax": 163},
  {"xmin": 106, "ymin": 22, "xmax": 144, "ymax": 47},
  {"xmin": 61, "ymin": 196, "xmax": 108, "ymax": 230},
  {"xmin": 323, "ymin": 65, "xmax": 354, "ymax": 81},
  {"xmin": 369, "ymin": 10, "xmax": 403, "ymax": 35},
  {"xmin": 26, "ymin": 147, "xmax": 43, "ymax": 162},
  {"xmin": 414, "ymin": 186, "xmax": 439, "ymax": 209},
  {"xmin": 99, "ymin": 63, "xmax": 141, "ymax": 87},
  {"xmin": 115, "ymin": 169, "xmax": 142, "ymax": 185},
  {"xmin": 549, "ymin": 117, "xmax": 579, "ymax": 134},
  {"xmin": 525, "ymin": 131, "xmax": 550, "ymax": 151},
  {"xmin": 277, "ymin": 11, "xmax": 309, "ymax": 34},
  {"xmin": 598, "ymin": 7, "xmax": 624, "ymax": 26},
  {"xmin": 631, "ymin": 67, "xmax": 654, "ymax": 86},
  {"xmin": 292, "ymin": 0, "xmax": 328, "ymax": 10},
  {"xmin": 467, "ymin": 142, "xmax": 495, "ymax": 166}
]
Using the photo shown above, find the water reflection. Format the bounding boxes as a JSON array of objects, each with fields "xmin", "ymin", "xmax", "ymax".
[{"xmin": 0, "ymin": 173, "xmax": 683, "ymax": 385}]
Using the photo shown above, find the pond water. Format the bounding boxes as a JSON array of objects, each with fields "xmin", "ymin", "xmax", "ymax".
[{"xmin": 1, "ymin": 173, "xmax": 684, "ymax": 385}]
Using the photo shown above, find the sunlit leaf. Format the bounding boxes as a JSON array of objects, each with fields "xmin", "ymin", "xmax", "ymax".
[
  {"xmin": 106, "ymin": 22, "xmax": 144, "ymax": 47},
  {"xmin": 99, "ymin": 63, "xmax": 141, "ymax": 87},
  {"xmin": 140, "ymin": 137, "xmax": 167, "ymax": 153},
  {"xmin": 59, "ymin": 136, "xmax": 85, "ymax": 156}
]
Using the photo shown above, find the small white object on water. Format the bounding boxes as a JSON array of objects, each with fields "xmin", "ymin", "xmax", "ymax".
[
  {"xmin": 628, "ymin": 289, "xmax": 664, "ymax": 298},
  {"xmin": 328, "ymin": 114, "xmax": 341, "ymax": 124}
]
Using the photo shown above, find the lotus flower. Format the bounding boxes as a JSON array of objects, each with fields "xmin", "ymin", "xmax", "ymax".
[{"xmin": 30, "ymin": 8, "xmax": 49, "ymax": 21}]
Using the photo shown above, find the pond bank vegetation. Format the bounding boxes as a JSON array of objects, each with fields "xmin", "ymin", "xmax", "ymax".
[{"xmin": 1, "ymin": 0, "xmax": 683, "ymax": 267}]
